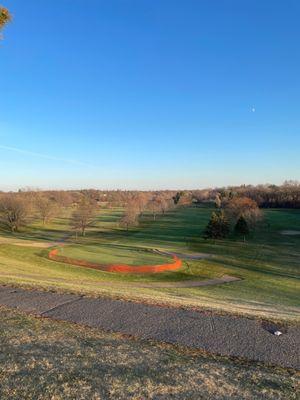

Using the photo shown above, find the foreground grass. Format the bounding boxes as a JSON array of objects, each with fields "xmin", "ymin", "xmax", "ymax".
[
  {"xmin": 0, "ymin": 206, "xmax": 299, "ymax": 321},
  {"xmin": 0, "ymin": 306, "xmax": 298, "ymax": 400}
]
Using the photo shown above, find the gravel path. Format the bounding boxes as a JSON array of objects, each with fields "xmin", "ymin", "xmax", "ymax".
[{"xmin": 0, "ymin": 285, "xmax": 299, "ymax": 369}]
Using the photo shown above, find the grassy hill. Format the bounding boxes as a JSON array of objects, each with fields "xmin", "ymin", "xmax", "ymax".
[{"xmin": 0, "ymin": 205, "xmax": 299, "ymax": 322}]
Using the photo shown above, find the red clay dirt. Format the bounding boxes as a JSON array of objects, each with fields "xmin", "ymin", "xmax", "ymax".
[{"xmin": 48, "ymin": 248, "xmax": 182, "ymax": 274}]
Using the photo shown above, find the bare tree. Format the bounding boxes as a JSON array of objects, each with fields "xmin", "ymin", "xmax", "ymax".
[
  {"xmin": 52, "ymin": 190, "xmax": 74, "ymax": 208},
  {"xmin": 147, "ymin": 197, "xmax": 162, "ymax": 221},
  {"xmin": 134, "ymin": 193, "xmax": 149, "ymax": 215},
  {"xmin": 70, "ymin": 199, "xmax": 96, "ymax": 237},
  {"xmin": 177, "ymin": 191, "xmax": 193, "ymax": 206},
  {"xmin": 119, "ymin": 200, "xmax": 140, "ymax": 231},
  {"xmin": 149, "ymin": 194, "xmax": 171, "ymax": 216},
  {"xmin": 35, "ymin": 194, "xmax": 58, "ymax": 225},
  {"xmin": 160, "ymin": 195, "xmax": 174, "ymax": 214},
  {"xmin": 0, "ymin": 195, "xmax": 30, "ymax": 232},
  {"xmin": 225, "ymin": 196, "xmax": 262, "ymax": 228}
]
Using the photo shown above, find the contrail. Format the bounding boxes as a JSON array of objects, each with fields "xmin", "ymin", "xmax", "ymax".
[{"xmin": 0, "ymin": 144, "xmax": 97, "ymax": 168}]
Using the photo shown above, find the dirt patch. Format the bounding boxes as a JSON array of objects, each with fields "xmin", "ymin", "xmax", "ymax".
[{"xmin": 280, "ymin": 230, "xmax": 300, "ymax": 236}]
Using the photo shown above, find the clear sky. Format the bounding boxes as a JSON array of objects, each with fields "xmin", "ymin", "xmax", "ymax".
[{"xmin": 0, "ymin": 0, "xmax": 299, "ymax": 190}]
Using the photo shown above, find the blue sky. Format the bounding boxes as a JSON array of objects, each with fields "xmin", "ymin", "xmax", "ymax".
[{"xmin": 0, "ymin": 0, "xmax": 299, "ymax": 190}]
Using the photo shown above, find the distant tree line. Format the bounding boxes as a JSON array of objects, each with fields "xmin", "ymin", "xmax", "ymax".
[
  {"xmin": 192, "ymin": 181, "xmax": 300, "ymax": 209},
  {"xmin": 0, "ymin": 182, "xmax": 298, "ymax": 238},
  {"xmin": 0, "ymin": 189, "xmax": 179, "ymax": 236},
  {"xmin": 119, "ymin": 192, "xmax": 175, "ymax": 231}
]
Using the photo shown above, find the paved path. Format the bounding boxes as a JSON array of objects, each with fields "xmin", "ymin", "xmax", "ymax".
[{"xmin": 0, "ymin": 285, "xmax": 299, "ymax": 370}]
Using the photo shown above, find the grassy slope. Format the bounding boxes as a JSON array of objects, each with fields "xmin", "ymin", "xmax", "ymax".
[
  {"xmin": 59, "ymin": 244, "xmax": 171, "ymax": 266},
  {"xmin": 0, "ymin": 206, "xmax": 299, "ymax": 321},
  {"xmin": 0, "ymin": 306, "xmax": 298, "ymax": 400}
]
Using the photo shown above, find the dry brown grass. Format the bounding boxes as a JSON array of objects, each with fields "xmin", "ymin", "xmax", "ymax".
[{"xmin": 0, "ymin": 306, "xmax": 298, "ymax": 399}]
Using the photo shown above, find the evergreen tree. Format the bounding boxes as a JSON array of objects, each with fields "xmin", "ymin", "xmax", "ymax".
[
  {"xmin": 203, "ymin": 211, "xmax": 230, "ymax": 239},
  {"xmin": 70, "ymin": 199, "xmax": 97, "ymax": 237},
  {"xmin": 172, "ymin": 192, "xmax": 181, "ymax": 205},
  {"xmin": 234, "ymin": 215, "xmax": 249, "ymax": 241}
]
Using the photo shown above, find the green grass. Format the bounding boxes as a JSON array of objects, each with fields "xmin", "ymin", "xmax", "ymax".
[
  {"xmin": 0, "ymin": 306, "xmax": 298, "ymax": 400},
  {"xmin": 59, "ymin": 243, "xmax": 171, "ymax": 266},
  {"xmin": 0, "ymin": 205, "xmax": 299, "ymax": 322}
]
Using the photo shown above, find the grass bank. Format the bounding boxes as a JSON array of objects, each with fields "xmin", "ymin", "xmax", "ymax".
[{"xmin": 0, "ymin": 306, "xmax": 298, "ymax": 400}]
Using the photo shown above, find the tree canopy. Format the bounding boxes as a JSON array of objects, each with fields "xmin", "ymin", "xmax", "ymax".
[
  {"xmin": 234, "ymin": 215, "xmax": 250, "ymax": 240},
  {"xmin": 0, "ymin": 6, "xmax": 11, "ymax": 33},
  {"xmin": 203, "ymin": 211, "xmax": 230, "ymax": 239}
]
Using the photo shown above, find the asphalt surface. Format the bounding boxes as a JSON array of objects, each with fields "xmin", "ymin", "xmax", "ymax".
[{"xmin": 0, "ymin": 285, "xmax": 299, "ymax": 370}]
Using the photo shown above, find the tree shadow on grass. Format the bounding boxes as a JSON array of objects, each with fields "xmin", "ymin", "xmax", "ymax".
[
  {"xmin": 0, "ymin": 310, "xmax": 296, "ymax": 400},
  {"xmin": 218, "ymin": 257, "xmax": 300, "ymax": 280}
]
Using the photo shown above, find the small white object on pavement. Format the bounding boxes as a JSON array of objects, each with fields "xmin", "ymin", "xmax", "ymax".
[{"xmin": 274, "ymin": 331, "xmax": 282, "ymax": 336}]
